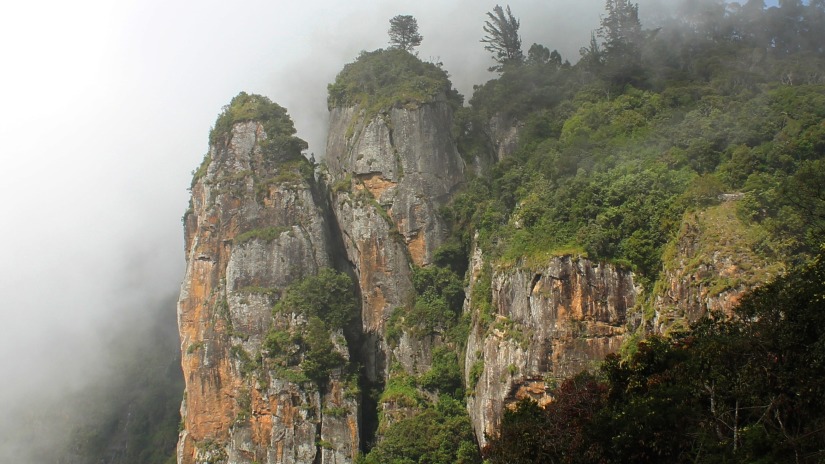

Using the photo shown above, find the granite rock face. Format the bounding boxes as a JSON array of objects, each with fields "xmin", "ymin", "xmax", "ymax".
[
  {"xmin": 487, "ymin": 114, "xmax": 521, "ymax": 161},
  {"xmin": 177, "ymin": 120, "xmax": 358, "ymax": 464},
  {"xmin": 464, "ymin": 255, "xmax": 639, "ymax": 447},
  {"xmin": 178, "ymin": 96, "xmax": 467, "ymax": 462},
  {"xmin": 324, "ymin": 101, "xmax": 465, "ymax": 379}
]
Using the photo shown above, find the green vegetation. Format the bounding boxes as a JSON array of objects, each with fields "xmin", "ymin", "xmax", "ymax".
[
  {"xmin": 388, "ymin": 15, "xmax": 422, "ymax": 52},
  {"xmin": 209, "ymin": 92, "xmax": 307, "ymax": 161},
  {"xmin": 264, "ymin": 269, "xmax": 358, "ymax": 385},
  {"xmin": 361, "ymin": 397, "xmax": 482, "ymax": 464},
  {"xmin": 235, "ymin": 286, "xmax": 279, "ymax": 296},
  {"xmin": 486, "ymin": 253, "xmax": 825, "ymax": 463},
  {"xmin": 235, "ymin": 389, "xmax": 251, "ymax": 424},
  {"xmin": 419, "ymin": 347, "xmax": 463, "ymax": 399},
  {"xmin": 190, "ymin": 154, "xmax": 211, "ymax": 188},
  {"xmin": 196, "ymin": 439, "xmax": 229, "ymax": 464},
  {"xmin": 468, "ymin": 359, "xmax": 484, "ymax": 388},
  {"xmin": 481, "ymin": 5, "xmax": 523, "ymax": 72},
  {"xmin": 273, "ymin": 268, "xmax": 357, "ymax": 330},
  {"xmin": 233, "ymin": 226, "xmax": 290, "ymax": 245},
  {"xmin": 230, "ymin": 345, "xmax": 259, "ymax": 378},
  {"xmin": 379, "ymin": 370, "xmax": 423, "ymax": 410},
  {"xmin": 327, "ymin": 48, "xmax": 462, "ymax": 118},
  {"xmin": 186, "ymin": 341, "xmax": 203, "ymax": 354},
  {"xmin": 405, "ymin": 264, "xmax": 464, "ymax": 337},
  {"xmin": 446, "ymin": 0, "xmax": 825, "ymax": 290},
  {"xmin": 658, "ymin": 201, "xmax": 785, "ymax": 299}
]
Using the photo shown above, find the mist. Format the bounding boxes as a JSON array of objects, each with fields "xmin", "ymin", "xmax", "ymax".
[{"xmin": 0, "ymin": 0, "xmax": 690, "ymax": 460}]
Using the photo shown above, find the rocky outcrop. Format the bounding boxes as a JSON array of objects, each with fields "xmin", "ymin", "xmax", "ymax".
[
  {"xmin": 324, "ymin": 101, "xmax": 465, "ymax": 379},
  {"xmin": 465, "ymin": 255, "xmax": 638, "ymax": 447},
  {"xmin": 487, "ymin": 114, "xmax": 521, "ymax": 161},
  {"xmin": 177, "ymin": 119, "xmax": 358, "ymax": 464},
  {"xmin": 651, "ymin": 200, "xmax": 784, "ymax": 333}
]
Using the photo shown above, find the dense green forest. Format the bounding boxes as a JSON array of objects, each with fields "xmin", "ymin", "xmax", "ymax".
[{"xmin": 335, "ymin": 0, "xmax": 825, "ymax": 462}]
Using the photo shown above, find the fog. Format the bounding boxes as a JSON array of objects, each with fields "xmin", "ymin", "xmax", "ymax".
[{"xmin": 0, "ymin": 0, "xmax": 707, "ymax": 459}]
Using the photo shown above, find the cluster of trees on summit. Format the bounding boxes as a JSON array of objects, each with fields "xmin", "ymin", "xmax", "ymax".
[{"xmin": 330, "ymin": 1, "xmax": 825, "ymax": 463}]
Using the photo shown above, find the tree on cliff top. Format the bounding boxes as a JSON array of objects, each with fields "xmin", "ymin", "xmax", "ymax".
[
  {"xmin": 389, "ymin": 15, "xmax": 423, "ymax": 52},
  {"xmin": 481, "ymin": 5, "xmax": 523, "ymax": 72},
  {"xmin": 326, "ymin": 48, "xmax": 462, "ymax": 114}
]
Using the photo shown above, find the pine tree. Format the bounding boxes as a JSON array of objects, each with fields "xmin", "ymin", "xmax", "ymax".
[
  {"xmin": 388, "ymin": 15, "xmax": 423, "ymax": 52},
  {"xmin": 598, "ymin": 0, "xmax": 644, "ymax": 85},
  {"xmin": 481, "ymin": 5, "xmax": 523, "ymax": 72}
]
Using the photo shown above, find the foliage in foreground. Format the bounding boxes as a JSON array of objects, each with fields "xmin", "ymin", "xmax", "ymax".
[{"xmin": 486, "ymin": 253, "xmax": 825, "ymax": 463}]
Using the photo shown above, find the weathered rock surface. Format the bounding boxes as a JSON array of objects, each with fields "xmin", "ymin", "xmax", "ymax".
[
  {"xmin": 325, "ymin": 101, "xmax": 465, "ymax": 379},
  {"xmin": 651, "ymin": 200, "xmax": 784, "ymax": 333},
  {"xmin": 487, "ymin": 114, "xmax": 521, "ymax": 161},
  {"xmin": 465, "ymin": 255, "xmax": 638, "ymax": 447},
  {"xmin": 177, "ymin": 120, "xmax": 357, "ymax": 464}
]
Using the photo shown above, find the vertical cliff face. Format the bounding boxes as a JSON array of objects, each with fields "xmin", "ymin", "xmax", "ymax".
[
  {"xmin": 178, "ymin": 99, "xmax": 358, "ymax": 464},
  {"xmin": 324, "ymin": 101, "xmax": 465, "ymax": 379},
  {"xmin": 464, "ymin": 254, "xmax": 638, "ymax": 447},
  {"xmin": 486, "ymin": 114, "xmax": 521, "ymax": 161}
]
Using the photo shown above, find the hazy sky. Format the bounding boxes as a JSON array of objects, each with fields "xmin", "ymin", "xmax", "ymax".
[{"xmin": 0, "ymin": 0, "xmax": 774, "ymax": 457}]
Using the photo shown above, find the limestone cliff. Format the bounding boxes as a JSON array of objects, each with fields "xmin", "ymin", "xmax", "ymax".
[
  {"xmin": 177, "ymin": 96, "xmax": 358, "ymax": 464},
  {"xmin": 324, "ymin": 100, "xmax": 465, "ymax": 379},
  {"xmin": 464, "ymin": 254, "xmax": 638, "ymax": 447}
]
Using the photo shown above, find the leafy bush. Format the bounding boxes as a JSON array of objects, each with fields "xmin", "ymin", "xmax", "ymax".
[
  {"xmin": 363, "ymin": 397, "xmax": 481, "ymax": 464},
  {"xmin": 419, "ymin": 347, "xmax": 463, "ymax": 398},
  {"xmin": 405, "ymin": 265, "xmax": 464, "ymax": 335},
  {"xmin": 274, "ymin": 268, "xmax": 357, "ymax": 330},
  {"xmin": 301, "ymin": 316, "xmax": 346, "ymax": 383},
  {"xmin": 267, "ymin": 269, "xmax": 357, "ymax": 384},
  {"xmin": 233, "ymin": 226, "xmax": 290, "ymax": 244}
]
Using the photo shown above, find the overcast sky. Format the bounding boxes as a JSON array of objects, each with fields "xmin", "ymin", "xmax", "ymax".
[{"xmin": 0, "ymin": 0, "xmax": 779, "ymax": 457}]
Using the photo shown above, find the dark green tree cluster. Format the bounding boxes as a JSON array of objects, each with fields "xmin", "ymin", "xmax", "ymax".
[
  {"xmin": 451, "ymin": 0, "xmax": 825, "ymax": 285},
  {"xmin": 266, "ymin": 268, "xmax": 357, "ymax": 384},
  {"xmin": 360, "ymin": 397, "xmax": 481, "ymax": 464},
  {"xmin": 486, "ymin": 253, "xmax": 825, "ymax": 463},
  {"xmin": 597, "ymin": 0, "xmax": 643, "ymax": 86}
]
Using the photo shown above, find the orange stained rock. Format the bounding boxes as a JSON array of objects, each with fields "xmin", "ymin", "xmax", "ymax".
[
  {"xmin": 511, "ymin": 381, "xmax": 553, "ymax": 409},
  {"xmin": 406, "ymin": 232, "xmax": 427, "ymax": 267},
  {"xmin": 358, "ymin": 239, "xmax": 389, "ymax": 332},
  {"xmin": 180, "ymin": 435, "xmax": 196, "ymax": 464},
  {"xmin": 348, "ymin": 416, "xmax": 359, "ymax": 459},
  {"xmin": 358, "ymin": 172, "xmax": 396, "ymax": 200},
  {"xmin": 281, "ymin": 401, "xmax": 297, "ymax": 429},
  {"xmin": 250, "ymin": 389, "xmax": 278, "ymax": 448},
  {"xmin": 570, "ymin": 272, "xmax": 584, "ymax": 320}
]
